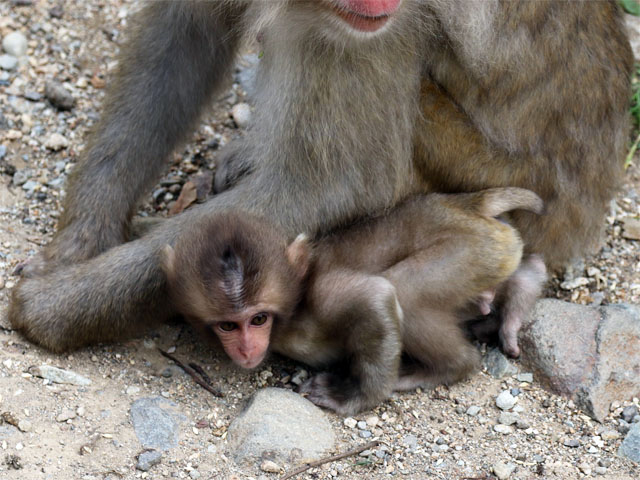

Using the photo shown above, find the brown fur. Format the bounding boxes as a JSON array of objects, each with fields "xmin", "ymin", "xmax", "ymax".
[
  {"xmin": 167, "ymin": 187, "xmax": 541, "ymax": 415},
  {"xmin": 8, "ymin": 0, "xmax": 632, "ymax": 353}
]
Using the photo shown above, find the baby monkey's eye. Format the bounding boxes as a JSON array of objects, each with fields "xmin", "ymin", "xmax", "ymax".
[
  {"xmin": 218, "ymin": 322, "xmax": 237, "ymax": 332},
  {"xmin": 251, "ymin": 313, "xmax": 268, "ymax": 326}
]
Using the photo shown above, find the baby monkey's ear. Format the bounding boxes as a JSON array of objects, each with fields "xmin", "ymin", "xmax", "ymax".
[{"xmin": 285, "ymin": 234, "xmax": 312, "ymax": 280}]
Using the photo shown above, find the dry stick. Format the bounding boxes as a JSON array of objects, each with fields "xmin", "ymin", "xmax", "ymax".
[
  {"xmin": 280, "ymin": 440, "xmax": 380, "ymax": 480},
  {"xmin": 158, "ymin": 348, "xmax": 224, "ymax": 398},
  {"xmin": 189, "ymin": 362, "xmax": 213, "ymax": 385}
]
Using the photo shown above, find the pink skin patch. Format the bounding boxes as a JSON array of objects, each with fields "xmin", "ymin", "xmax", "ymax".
[{"xmin": 333, "ymin": 0, "xmax": 402, "ymax": 33}]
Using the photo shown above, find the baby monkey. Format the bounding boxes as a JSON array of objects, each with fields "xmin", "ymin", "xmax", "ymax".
[{"xmin": 162, "ymin": 188, "xmax": 544, "ymax": 414}]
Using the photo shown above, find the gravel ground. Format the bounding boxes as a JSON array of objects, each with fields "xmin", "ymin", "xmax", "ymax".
[{"xmin": 0, "ymin": 2, "xmax": 639, "ymax": 479}]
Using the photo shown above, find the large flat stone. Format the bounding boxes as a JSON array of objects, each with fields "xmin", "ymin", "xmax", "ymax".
[{"xmin": 226, "ymin": 388, "xmax": 335, "ymax": 464}]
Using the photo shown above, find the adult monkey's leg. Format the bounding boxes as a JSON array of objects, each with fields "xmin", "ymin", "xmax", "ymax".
[{"xmin": 34, "ymin": 1, "xmax": 244, "ymax": 271}]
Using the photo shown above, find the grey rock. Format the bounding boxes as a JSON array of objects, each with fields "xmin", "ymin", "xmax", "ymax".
[
  {"xmin": 402, "ymin": 434, "xmax": 418, "ymax": 450},
  {"xmin": 0, "ymin": 54, "xmax": 18, "ymax": 71},
  {"xmin": 483, "ymin": 347, "xmax": 517, "ymax": 378},
  {"xmin": 622, "ymin": 406, "xmax": 639, "ymax": 423},
  {"xmin": 152, "ymin": 188, "xmax": 166, "ymax": 202},
  {"xmin": 520, "ymin": 300, "xmax": 640, "ymax": 421},
  {"xmin": 137, "ymin": 450, "xmax": 162, "ymax": 471},
  {"xmin": 29, "ymin": 365, "xmax": 91, "ymax": 386},
  {"xmin": 130, "ymin": 397, "xmax": 186, "ymax": 451},
  {"xmin": 496, "ymin": 391, "xmax": 516, "ymax": 410},
  {"xmin": 466, "ymin": 406, "xmax": 481, "ymax": 417},
  {"xmin": 516, "ymin": 373, "xmax": 533, "ymax": 383},
  {"xmin": 21, "ymin": 180, "xmax": 39, "ymax": 192},
  {"xmin": 563, "ymin": 438, "xmax": 580, "ymax": 448},
  {"xmin": 226, "ymin": 388, "xmax": 334, "ymax": 464},
  {"xmin": 45, "ymin": 81, "xmax": 76, "ymax": 110},
  {"xmin": 2, "ymin": 32, "xmax": 27, "ymax": 57},
  {"xmin": 47, "ymin": 177, "xmax": 64, "ymax": 188},
  {"xmin": 498, "ymin": 412, "xmax": 519, "ymax": 426},
  {"xmin": 619, "ymin": 422, "xmax": 640, "ymax": 464},
  {"xmin": 0, "ymin": 145, "xmax": 6, "ymax": 158},
  {"xmin": 12, "ymin": 169, "xmax": 30, "ymax": 186},
  {"xmin": 23, "ymin": 91, "xmax": 41, "ymax": 101}
]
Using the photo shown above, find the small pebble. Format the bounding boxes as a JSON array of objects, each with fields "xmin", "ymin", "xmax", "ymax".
[
  {"xmin": 357, "ymin": 421, "xmax": 367, "ymax": 430},
  {"xmin": 3, "ymin": 32, "xmax": 28, "ymax": 57},
  {"xmin": 45, "ymin": 133, "xmax": 69, "ymax": 151},
  {"xmin": 260, "ymin": 460, "xmax": 282, "ymax": 473},
  {"xmin": 496, "ymin": 391, "xmax": 516, "ymax": 410},
  {"xmin": 17, "ymin": 420, "xmax": 32, "ymax": 433},
  {"xmin": 600, "ymin": 429, "xmax": 620, "ymax": 441},
  {"xmin": 594, "ymin": 466, "xmax": 607, "ymax": 475},
  {"xmin": 466, "ymin": 406, "xmax": 481, "ymax": 417},
  {"xmin": 365, "ymin": 415, "xmax": 379, "ymax": 427},
  {"xmin": 343, "ymin": 417, "xmax": 357, "ymax": 429},
  {"xmin": 0, "ymin": 54, "xmax": 18, "ymax": 71},
  {"xmin": 56, "ymin": 409, "xmax": 76, "ymax": 422},
  {"xmin": 563, "ymin": 438, "xmax": 580, "ymax": 448},
  {"xmin": 493, "ymin": 461, "xmax": 516, "ymax": 479},
  {"xmin": 622, "ymin": 405, "xmax": 639, "ymax": 423},
  {"xmin": 498, "ymin": 412, "xmax": 519, "ymax": 426},
  {"xmin": 516, "ymin": 373, "xmax": 533, "ymax": 383},
  {"xmin": 493, "ymin": 424, "xmax": 513, "ymax": 434},
  {"xmin": 137, "ymin": 450, "xmax": 162, "ymax": 471},
  {"xmin": 231, "ymin": 103, "xmax": 251, "ymax": 128},
  {"xmin": 126, "ymin": 386, "xmax": 141, "ymax": 395},
  {"xmin": 45, "ymin": 81, "xmax": 76, "ymax": 110},
  {"xmin": 30, "ymin": 365, "xmax": 91, "ymax": 386},
  {"xmin": 13, "ymin": 170, "xmax": 31, "ymax": 187},
  {"xmin": 578, "ymin": 463, "xmax": 591, "ymax": 475}
]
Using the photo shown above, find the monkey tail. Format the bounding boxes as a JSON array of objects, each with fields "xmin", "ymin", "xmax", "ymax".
[{"xmin": 475, "ymin": 187, "xmax": 544, "ymax": 218}]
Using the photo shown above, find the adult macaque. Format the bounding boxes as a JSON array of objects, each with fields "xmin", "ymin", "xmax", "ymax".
[
  {"xmin": 9, "ymin": 1, "xmax": 632, "ymax": 354},
  {"xmin": 162, "ymin": 187, "xmax": 544, "ymax": 414}
]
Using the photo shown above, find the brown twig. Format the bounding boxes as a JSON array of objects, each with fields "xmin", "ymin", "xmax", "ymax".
[
  {"xmin": 280, "ymin": 440, "xmax": 380, "ymax": 480},
  {"xmin": 158, "ymin": 349, "xmax": 223, "ymax": 398},
  {"xmin": 188, "ymin": 362, "xmax": 213, "ymax": 385}
]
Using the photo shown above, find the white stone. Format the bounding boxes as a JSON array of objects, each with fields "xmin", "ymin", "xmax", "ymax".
[
  {"xmin": 45, "ymin": 133, "xmax": 69, "ymax": 151},
  {"xmin": 260, "ymin": 460, "xmax": 282, "ymax": 473},
  {"xmin": 496, "ymin": 391, "xmax": 517, "ymax": 410},
  {"xmin": 2, "ymin": 32, "xmax": 27, "ymax": 57},
  {"xmin": 0, "ymin": 54, "xmax": 18, "ymax": 71},
  {"xmin": 493, "ymin": 461, "xmax": 516, "ymax": 479},
  {"xmin": 231, "ymin": 103, "xmax": 252, "ymax": 128}
]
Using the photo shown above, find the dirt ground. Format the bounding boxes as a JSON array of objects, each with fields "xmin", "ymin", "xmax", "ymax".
[{"xmin": 0, "ymin": 1, "xmax": 639, "ymax": 479}]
